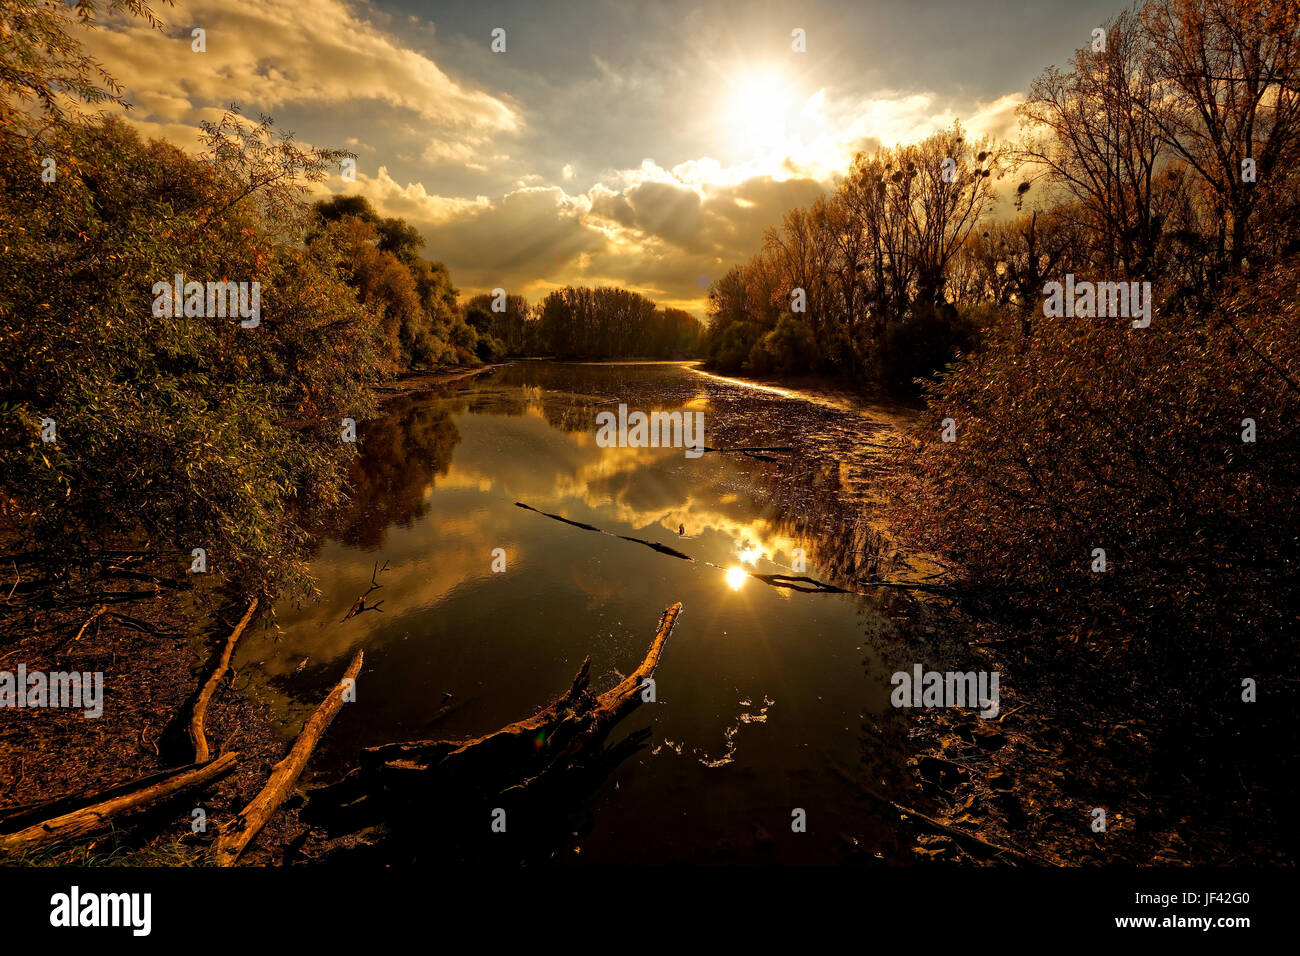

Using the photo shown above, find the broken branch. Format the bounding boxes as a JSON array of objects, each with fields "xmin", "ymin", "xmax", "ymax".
[
  {"xmin": 190, "ymin": 598, "xmax": 259, "ymax": 763},
  {"xmin": 211, "ymin": 649, "xmax": 364, "ymax": 865}
]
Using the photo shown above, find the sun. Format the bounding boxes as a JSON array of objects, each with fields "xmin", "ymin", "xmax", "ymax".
[
  {"xmin": 722, "ymin": 66, "xmax": 796, "ymax": 153},
  {"xmin": 725, "ymin": 566, "xmax": 748, "ymax": 590}
]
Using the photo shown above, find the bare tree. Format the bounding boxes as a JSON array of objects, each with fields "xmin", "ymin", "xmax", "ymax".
[
  {"xmin": 1017, "ymin": 10, "xmax": 1170, "ymax": 278},
  {"xmin": 1140, "ymin": 0, "xmax": 1300, "ymax": 270}
]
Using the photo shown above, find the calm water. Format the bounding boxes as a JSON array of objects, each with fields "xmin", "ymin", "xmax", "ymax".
[{"xmin": 239, "ymin": 361, "xmax": 929, "ymax": 864}]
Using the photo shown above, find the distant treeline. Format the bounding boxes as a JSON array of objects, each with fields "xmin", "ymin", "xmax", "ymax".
[
  {"xmin": 532, "ymin": 287, "xmax": 702, "ymax": 360},
  {"xmin": 311, "ymin": 196, "xmax": 704, "ymax": 365},
  {"xmin": 460, "ymin": 287, "xmax": 702, "ymax": 362}
]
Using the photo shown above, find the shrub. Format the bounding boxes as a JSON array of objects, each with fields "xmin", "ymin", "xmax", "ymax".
[
  {"xmin": 883, "ymin": 300, "xmax": 980, "ymax": 393},
  {"xmin": 888, "ymin": 262, "xmax": 1300, "ymax": 678},
  {"xmin": 712, "ymin": 320, "xmax": 762, "ymax": 374},
  {"xmin": 759, "ymin": 314, "xmax": 820, "ymax": 376},
  {"xmin": 475, "ymin": 334, "xmax": 506, "ymax": 363},
  {"xmin": 747, "ymin": 339, "xmax": 776, "ymax": 376},
  {"xmin": 0, "ymin": 113, "xmax": 381, "ymax": 600},
  {"xmin": 448, "ymin": 316, "xmax": 478, "ymax": 352}
]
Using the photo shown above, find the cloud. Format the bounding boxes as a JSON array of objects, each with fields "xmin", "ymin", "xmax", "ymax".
[
  {"xmin": 350, "ymin": 166, "xmax": 493, "ymax": 224},
  {"xmin": 87, "ymin": 0, "xmax": 519, "ymax": 134},
  {"xmin": 965, "ymin": 92, "xmax": 1026, "ymax": 143},
  {"xmin": 339, "ymin": 149, "xmax": 833, "ymax": 309},
  {"xmin": 80, "ymin": 0, "xmax": 1033, "ymax": 315}
]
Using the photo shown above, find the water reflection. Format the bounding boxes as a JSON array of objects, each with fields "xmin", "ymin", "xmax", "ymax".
[{"xmin": 242, "ymin": 361, "xmax": 929, "ymax": 864}]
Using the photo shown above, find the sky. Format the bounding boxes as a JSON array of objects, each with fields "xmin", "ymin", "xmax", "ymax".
[{"xmin": 84, "ymin": 0, "xmax": 1123, "ymax": 315}]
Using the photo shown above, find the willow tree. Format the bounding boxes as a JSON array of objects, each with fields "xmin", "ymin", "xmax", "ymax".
[{"xmin": 0, "ymin": 2, "xmax": 383, "ymax": 608}]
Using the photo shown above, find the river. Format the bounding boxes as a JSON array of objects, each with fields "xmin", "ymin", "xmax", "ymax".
[{"xmin": 238, "ymin": 360, "xmax": 932, "ymax": 864}]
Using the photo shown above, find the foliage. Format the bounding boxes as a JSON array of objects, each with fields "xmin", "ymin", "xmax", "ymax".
[
  {"xmin": 746, "ymin": 315, "xmax": 819, "ymax": 377},
  {"xmin": 711, "ymin": 320, "xmax": 762, "ymax": 374},
  {"xmin": 882, "ymin": 301, "xmax": 981, "ymax": 393},
  {"xmin": 310, "ymin": 195, "xmax": 460, "ymax": 370},
  {"xmin": 0, "ymin": 3, "xmax": 434, "ymax": 598},
  {"xmin": 889, "ymin": 264, "xmax": 1300, "ymax": 674},
  {"xmin": 0, "ymin": 100, "xmax": 382, "ymax": 596},
  {"xmin": 0, "ymin": 0, "xmax": 169, "ymax": 129},
  {"xmin": 707, "ymin": 122, "xmax": 1004, "ymax": 388}
]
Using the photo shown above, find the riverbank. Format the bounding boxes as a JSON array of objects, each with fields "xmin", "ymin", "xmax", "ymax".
[
  {"xmin": 373, "ymin": 363, "xmax": 505, "ymax": 402},
  {"xmin": 0, "ymin": 586, "xmax": 295, "ymax": 864},
  {"xmin": 682, "ymin": 362, "xmax": 1294, "ymax": 867},
  {"xmin": 0, "ymin": 364, "xmax": 507, "ymax": 864},
  {"xmin": 687, "ymin": 363, "xmax": 923, "ymax": 410},
  {"xmin": 891, "ymin": 621, "xmax": 1295, "ymax": 866}
]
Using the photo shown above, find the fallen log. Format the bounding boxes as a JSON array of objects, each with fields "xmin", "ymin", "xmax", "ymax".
[
  {"xmin": 544, "ymin": 601, "xmax": 678, "ymax": 766},
  {"xmin": 0, "ymin": 754, "xmax": 239, "ymax": 855},
  {"xmin": 699, "ymin": 445, "xmax": 794, "ymax": 454},
  {"xmin": 0, "ymin": 761, "xmax": 221, "ymax": 832},
  {"xmin": 190, "ymin": 598, "xmax": 259, "ymax": 762},
  {"xmin": 515, "ymin": 503, "xmax": 923, "ymax": 598},
  {"xmin": 360, "ymin": 656, "xmax": 597, "ymax": 777},
  {"xmin": 394, "ymin": 603, "xmax": 677, "ymax": 778},
  {"xmin": 307, "ymin": 604, "xmax": 682, "ymax": 828},
  {"xmin": 210, "ymin": 649, "xmax": 363, "ymax": 866},
  {"xmin": 742, "ymin": 570, "xmax": 849, "ymax": 594}
]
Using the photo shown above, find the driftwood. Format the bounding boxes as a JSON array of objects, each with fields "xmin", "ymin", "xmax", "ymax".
[
  {"xmin": 0, "ymin": 599, "xmax": 258, "ymax": 856},
  {"xmin": 699, "ymin": 445, "xmax": 794, "ymax": 454},
  {"xmin": 827, "ymin": 762, "xmax": 1052, "ymax": 866},
  {"xmin": 210, "ymin": 649, "xmax": 364, "ymax": 865},
  {"xmin": 380, "ymin": 603, "xmax": 676, "ymax": 778},
  {"xmin": 0, "ymin": 754, "xmax": 239, "ymax": 855},
  {"xmin": 308, "ymin": 604, "xmax": 682, "ymax": 832},
  {"xmin": 741, "ymin": 570, "xmax": 849, "ymax": 594},
  {"xmin": 515, "ymin": 503, "xmax": 692, "ymax": 560},
  {"xmin": 515, "ymin": 502, "xmax": 933, "ymax": 599},
  {"xmin": 879, "ymin": 795, "xmax": 1053, "ymax": 866},
  {"xmin": 189, "ymin": 598, "xmax": 259, "ymax": 762}
]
